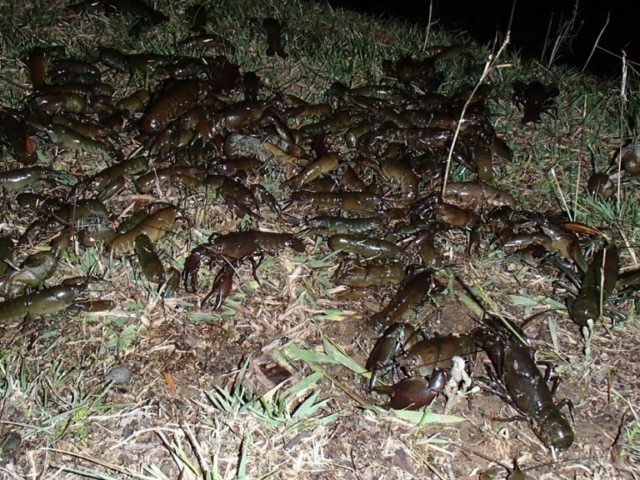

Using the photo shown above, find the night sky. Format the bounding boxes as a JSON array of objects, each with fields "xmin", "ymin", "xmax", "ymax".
[{"xmin": 321, "ymin": 0, "xmax": 639, "ymax": 78}]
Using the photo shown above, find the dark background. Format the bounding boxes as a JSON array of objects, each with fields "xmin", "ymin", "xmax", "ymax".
[{"xmin": 319, "ymin": 0, "xmax": 640, "ymax": 78}]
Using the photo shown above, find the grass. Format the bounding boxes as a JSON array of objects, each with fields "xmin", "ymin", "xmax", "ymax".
[{"xmin": 0, "ymin": 0, "xmax": 639, "ymax": 478}]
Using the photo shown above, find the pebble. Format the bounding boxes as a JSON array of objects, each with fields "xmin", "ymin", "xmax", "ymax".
[
  {"xmin": 0, "ymin": 431, "xmax": 22, "ymax": 460},
  {"xmin": 104, "ymin": 365, "xmax": 133, "ymax": 384}
]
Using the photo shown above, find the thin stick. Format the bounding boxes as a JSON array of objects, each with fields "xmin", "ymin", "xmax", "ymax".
[
  {"xmin": 541, "ymin": 12, "xmax": 554, "ymax": 64},
  {"xmin": 319, "ymin": 367, "xmax": 370, "ymax": 408},
  {"xmin": 182, "ymin": 422, "xmax": 211, "ymax": 477},
  {"xmin": 573, "ymin": 94, "xmax": 588, "ymax": 219},
  {"xmin": 617, "ymin": 51, "xmax": 628, "ymax": 217},
  {"xmin": 617, "ymin": 223, "xmax": 638, "ymax": 267},
  {"xmin": 44, "ymin": 448, "xmax": 158, "ymax": 480},
  {"xmin": 442, "ymin": 1, "xmax": 514, "ymax": 192},
  {"xmin": 422, "ymin": 0, "xmax": 434, "ymax": 52},
  {"xmin": 407, "ymin": 444, "xmax": 447, "ymax": 480},
  {"xmin": 595, "ymin": 45, "xmax": 640, "ymax": 69},
  {"xmin": 549, "ymin": 167, "xmax": 573, "ymax": 221},
  {"xmin": 582, "ymin": 12, "xmax": 610, "ymax": 73}
]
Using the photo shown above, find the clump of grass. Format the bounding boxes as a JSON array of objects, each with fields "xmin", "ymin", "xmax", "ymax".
[{"xmin": 207, "ymin": 358, "xmax": 339, "ymax": 432}]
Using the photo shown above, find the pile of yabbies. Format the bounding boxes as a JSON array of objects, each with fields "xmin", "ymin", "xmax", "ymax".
[{"xmin": 0, "ymin": 20, "xmax": 637, "ymax": 452}]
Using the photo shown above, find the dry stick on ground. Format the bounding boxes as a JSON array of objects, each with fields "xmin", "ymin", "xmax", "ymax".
[
  {"xmin": 457, "ymin": 444, "xmax": 597, "ymax": 479},
  {"xmin": 182, "ymin": 422, "xmax": 212, "ymax": 476},
  {"xmin": 616, "ymin": 52, "xmax": 628, "ymax": 218},
  {"xmin": 405, "ymin": 443, "xmax": 447, "ymax": 480},
  {"xmin": 582, "ymin": 12, "xmax": 610, "ymax": 73},
  {"xmin": 44, "ymin": 448, "xmax": 156, "ymax": 480},
  {"xmin": 155, "ymin": 428, "xmax": 200, "ymax": 478},
  {"xmin": 614, "ymin": 53, "xmax": 640, "ymax": 267},
  {"xmin": 549, "ymin": 167, "xmax": 573, "ymax": 221},
  {"xmin": 441, "ymin": 32, "xmax": 511, "ymax": 193},
  {"xmin": 421, "ymin": 0, "xmax": 435, "ymax": 52},
  {"xmin": 573, "ymin": 95, "xmax": 589, "ymax": 220},
  {"xmin": 540, "ymin": 11, "xmax": 555, "ymax": 65}
]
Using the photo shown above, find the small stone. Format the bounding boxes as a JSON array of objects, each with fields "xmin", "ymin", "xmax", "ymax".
[
  {"xmin": 174, "ymin": 399, "xmax": 188, "ymax": 412},
  {"xmin": 0, "ymin": 431, "xmax": 21, "ymax": 459},
  {"xmin": 104, "ymin": 365, "xmax": 133, "ymax": 385}
]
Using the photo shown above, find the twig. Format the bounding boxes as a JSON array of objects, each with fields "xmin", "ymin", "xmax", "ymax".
[
  {"xmin": 442, "ymin": 33, "xmax": 511, "ymax": 192},
  {"xmin": 422, "ymin": 0, "xmax": 434, "ymax": 51},
  {"xmin": 406, "ymin": 444, "xmax": 447, "ymax": 480},
  {"xmin": 182, "ymin": 422, "xmax": 211, "ymax": 477},
  {"xmin": 442, "ymin": 0, "xmax": 515, "ymax": 191},
  {"xmin": 541, "ymin": 12, "xmax": 555, "ymax": 64},
  {"xmin": 617, "ymin": 51, "xmax": 628, "ymax": 216},
  {"xmin": 549, "ymin": 167, "xmax": 573, "ymax": 221},
  {"xmin": 44, "ymin": 448, "xmax": 158, "ymax": 480},
  {"xmin": 573, "ymin": 94, "xmax": 588, "ymax": 219},
  {"xmin": 617, "ymin": 222, "xmax": 638, "ymax": 267},
  {"xmin": 595, "ymin": 45, "xmax": 640, "ymax": 69},
  {"xmin": 582, "ymin": 12, "xmax": 610, "ymax": 73},
  {"xmin": 319, "ymin": 367, "xmax": 370, "ymax": 408}
]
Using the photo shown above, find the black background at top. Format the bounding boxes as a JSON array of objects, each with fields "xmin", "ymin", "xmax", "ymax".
[{"xmin": 318, "ymin": 0, "xmax": 640, "ymax": 78}]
